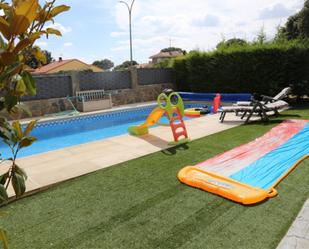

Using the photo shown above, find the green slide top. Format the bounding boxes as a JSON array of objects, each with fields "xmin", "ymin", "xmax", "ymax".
[{"xmin": 157, "ymin": 92, "xmax": 185, "ymax": 121}]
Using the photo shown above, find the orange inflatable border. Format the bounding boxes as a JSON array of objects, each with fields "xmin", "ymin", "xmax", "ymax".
[{"xmin": 178, "ymin": 166, "xmax": 276, "ymax": 205}]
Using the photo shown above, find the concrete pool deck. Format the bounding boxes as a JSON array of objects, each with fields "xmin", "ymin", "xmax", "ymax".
[{"xmin": 5, "ymin": 112, "xmax": 245, "ymax": 196}]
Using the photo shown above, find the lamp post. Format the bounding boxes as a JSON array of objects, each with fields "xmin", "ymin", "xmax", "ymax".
[{"xmin": 119, "ymin": 0, "xmax": 135, "ymax": 66}]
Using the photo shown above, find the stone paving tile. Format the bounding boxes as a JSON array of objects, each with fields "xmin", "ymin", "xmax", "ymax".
[{"xmin": 277, "ymin": 199, "xmax": 309, "ymax": 249}]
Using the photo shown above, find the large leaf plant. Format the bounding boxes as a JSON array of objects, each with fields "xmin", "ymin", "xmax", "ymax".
[{"xmin": 0, "ymin": 0, "xmax": 70, "ymax": 247}]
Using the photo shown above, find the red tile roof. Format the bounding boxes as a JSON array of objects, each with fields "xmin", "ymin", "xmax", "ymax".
[{"xmin": 32, "ymin": 59, "xmax": 101, "ymax": 74}]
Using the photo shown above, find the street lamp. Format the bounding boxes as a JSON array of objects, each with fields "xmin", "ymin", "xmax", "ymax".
[{"xmin": 119, "ymin": 0, "xmax": 135, "ymax": 66}]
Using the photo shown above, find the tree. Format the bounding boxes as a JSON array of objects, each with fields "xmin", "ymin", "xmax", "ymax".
[
  {"xmin": 93, "ymin": 59, "xmax": 114, "ymax": 71},
  {"xmin": 216, "ymin": 38, "xmax": 248, "ymax": 50},
  {"xmin": 161, "ymin": 47, "xmax": 186, "ymax": 54},
  {"xmin": 278, "ymin": 0, "xmax": 309, "ymax": 40},
  {"xmin": 113, "ymin": 60, "xmax": 138, "ymax": 71},
  {"xmin": 256, "ymin": 26, "xmax": 267, "ymax": 45},
  {"xmin": 26, "ymin": 50, "xmax": 53, "ymax": 69}
]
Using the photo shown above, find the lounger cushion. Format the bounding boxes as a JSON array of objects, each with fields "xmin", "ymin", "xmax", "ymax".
[
  {"xmin": 264, "ymin": 100, "xmax": 289, "ymax": 110},
  {"xmin": 222, "ymin": 100, "xmax": 289, "ymax": 113},
  {"xmin": 233, "ymin": 101, "xmax": 252, "ymax": 106}
]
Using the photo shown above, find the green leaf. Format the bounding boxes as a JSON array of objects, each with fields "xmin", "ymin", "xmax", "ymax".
[
  {"xmin": 49, "ymin": 5, "xmax": 70, "ymax": 18},
  {"xmin": 10, "ymin": 103, "xmax": 32, "ymax": 117},
  {"xmin": 19, "ymin": 136, "xmax": 37, "ymax": 148},
  {"xmin": 12, "ymin": 172, "xmax": 26, "ymax": 197},
  {"xmin": 13, "ymin": 38, "xmax": 32, "ymax": 53},
  {"xmin": 12, "ymin": 121, "xmax": 22, "ymax": 139},
  {"xmin": 11, "ymin": 0, "xmax": 39, "ymax": 35},
  {"xmin": 24, "ymin": 120, "xmax": 37, "ymax": 136},
  {"xmin": 46, "ymin": 28, "xmax": 62, "ymax": 36},
  {"xmin": 15, "ymin": 165, "xmax": 27, "ymax": 180},
  {"xmin": 0, "ymin": 228, "xmax": 9, "ymax": 249},
  {"xmin": 0, "ymin": 34, "xmax": 6, "ymax": 50},
  {"xmin": 0, "ymin": 184, "xmax": 8, "ymax": 203},
  {"xmin": 4, "ymin": 95, "xmax": 18, "ymax": 112},
  {"xmin": 21, "ymin": 71, "xmax": 36, "ymax": 96},
  {"xmin": 0, "ymin": 62, "xmax": 22, "ymax": 82},
  {"xmin": 0, "ymin": 127, "xmax": 11, "ymax": 141},
  {"xmin": 0, "ymin": 172, "xmax": 8, "ymax": 185},
  {"xmin": 15, "ymin": 78, "xmax": 27, "ymax": 95},
  {"xmin": 0, "ymin": 16, "xmax": 11, "ymax": 40}
]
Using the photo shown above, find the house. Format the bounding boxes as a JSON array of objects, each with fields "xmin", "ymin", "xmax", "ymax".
[
  {"xmin": 149, "ymin": 50, "xmax": 184, "ymax": 64},
  {"xmin": 32, "ymin": 58, "xmax": 103, "ymax": 74}
]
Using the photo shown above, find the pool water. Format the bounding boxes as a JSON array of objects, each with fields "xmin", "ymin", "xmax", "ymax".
[{"xmin": 0, "ymin": 104, "xmax": 205, "ymax": 158}]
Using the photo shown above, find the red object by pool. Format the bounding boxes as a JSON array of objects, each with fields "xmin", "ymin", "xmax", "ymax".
[{"xmin": 213, "ymin": 94, "xmax": 221, "ymax": 114}]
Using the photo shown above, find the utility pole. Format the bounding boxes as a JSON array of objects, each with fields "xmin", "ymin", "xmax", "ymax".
[{"xmin": 119, "ymin": 0, "xmax": 135, "ymax": 66}]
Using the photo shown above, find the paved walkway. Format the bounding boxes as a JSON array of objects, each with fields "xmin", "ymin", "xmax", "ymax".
[
  {"xmin": 4, "ymin": 112, "xmax": 244, "ymax": 196},
  {"xmin": 277, "ymin": 200, "xmax": 309, "ymax": 249}
]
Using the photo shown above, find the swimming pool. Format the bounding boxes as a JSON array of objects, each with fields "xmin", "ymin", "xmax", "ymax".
[{"xmin": 0, "ymin": 103, "xmax": 204, "ymax": 158}]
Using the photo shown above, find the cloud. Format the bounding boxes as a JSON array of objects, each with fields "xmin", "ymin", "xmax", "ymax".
[
  {"xmin": 193, "ymin": 14, "xmax": 220, "ymax": 27},
  {"xmin": 47, "ymin": 23, "xmax": 72, "ymax": 34},
  {"xmin": 64, "ymin": 42, "xmax": 73, "ymax": 47},
  {"xmin": 259, "ymin": 3, "xmax": 292, "ymax": 20},
  {"xmin": 110, "ymin": 0, "xmax": 304, "ymax": 63}
]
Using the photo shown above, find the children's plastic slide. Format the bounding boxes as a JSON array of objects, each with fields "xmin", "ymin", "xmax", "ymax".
[
  {"xmin": 128, "ymin": 107, "xmax": 165, "ymax": 135},
  {"xmin": 178, "ymin": 119, "xmax": 309, "ymax": 205},
  {"xmin": 128, "ymin": 91, "xmax": 189, "ymax": 145}
]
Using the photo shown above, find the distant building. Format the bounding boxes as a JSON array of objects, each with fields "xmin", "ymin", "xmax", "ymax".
[
  {"xmin": 149, "ymin": 51, "xmax": 184, "ymax": 64},
  {"xmin": 32, "ymin": 58, "xmax": 103, "ymax": 74}
]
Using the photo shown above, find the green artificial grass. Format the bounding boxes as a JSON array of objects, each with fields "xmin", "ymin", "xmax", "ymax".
[{"xmin": 1, "ymin": 106, "xmax": 309, "ymax": 249}]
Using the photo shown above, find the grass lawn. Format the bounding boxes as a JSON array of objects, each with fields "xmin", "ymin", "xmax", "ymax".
[{"xmin": 1, "ymin": 106, "xmax": 309, "ymax": 249}]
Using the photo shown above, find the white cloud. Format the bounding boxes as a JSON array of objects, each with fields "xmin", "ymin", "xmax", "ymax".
[
  {"xmin": 111, "ymin": 0, "xmax": 304, "ymax": 63},
  {"xmin": 64, "ymin": 42, "xmax": 73, "ymax": 47},
  {"xmin": 47, "ymin": 23, "xmax": 72, "ymax": 34},
  {"xmin": 259, "ymin": 3, "xmax": 293, "ymax": 19},
  {"xmin": 193, "ymin": 14, "xmax": 221, "ymax": 27}
]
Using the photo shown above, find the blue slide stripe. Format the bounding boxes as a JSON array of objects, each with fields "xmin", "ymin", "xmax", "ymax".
[{"xmin": 230, "ymin": 123, "xmax": 309, "ymax": 190}]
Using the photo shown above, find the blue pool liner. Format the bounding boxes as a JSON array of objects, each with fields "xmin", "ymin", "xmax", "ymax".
[
  {"xmin": 0, "ymin": 103, "xmax": 205, "ymax": 158},
  {"xmin": 179, "ymin": 92, "xmax": 252, "ymax": 102}
]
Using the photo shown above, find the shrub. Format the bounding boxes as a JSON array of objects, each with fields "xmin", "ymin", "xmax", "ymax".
[{"xmin": 173, "ymin": 42, "xmax": 309, "ymax": 96}]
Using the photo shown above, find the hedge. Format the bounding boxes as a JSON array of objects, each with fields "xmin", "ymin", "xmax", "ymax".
[{"xmin": 173, "ymin": 42, "xmax": 309, "ymax": 96}]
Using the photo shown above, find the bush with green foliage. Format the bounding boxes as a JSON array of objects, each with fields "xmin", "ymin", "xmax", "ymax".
[
  {"xmin": 26, "ymin": 50, "xmax": 53, "ymax": 69},
  {"xmin": 113, "ymin": 60, "xmax": 138, "ymax": 71},
  {"xmin": 173, "ymin": 41, "xmax": 309, "ymax": 96},
  {"xmin": 161, "ymin": 47, "xmax": 186, "ymax": 54},
  {"xmin": 216, "ymin": 38, "xmax": 248, "ymax": 50},
  {"xmin": 92, "ymin": 59, "xmax": 114, "ymax": 71}
]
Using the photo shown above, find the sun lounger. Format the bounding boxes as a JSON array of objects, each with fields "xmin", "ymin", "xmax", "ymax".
[
  {"xmin": 219, "ymin": 100, "xmax": 289, "ymax": 123},
  {"xmin": 235, "ymin": 87, "xmax": 291, "ymax": 106}
]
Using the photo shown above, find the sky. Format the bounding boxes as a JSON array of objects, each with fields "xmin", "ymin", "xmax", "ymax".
[{"xmin": 37, "ymin": 0, "xmax": 305, "ymax": 66}]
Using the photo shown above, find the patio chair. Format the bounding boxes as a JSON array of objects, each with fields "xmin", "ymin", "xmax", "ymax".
[
  {"xmin": 219, "ymin": 100, "xmax": 289, "ymax": 124},
  {"xmin": 235, "ymin": 87, "xmax": 291, "ymax": 106}
]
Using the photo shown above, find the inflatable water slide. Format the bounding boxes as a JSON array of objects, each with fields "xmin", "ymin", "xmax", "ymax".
[{"xmin": 178, "ymin": 119, "xmax": 309, "ymax": 205}]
